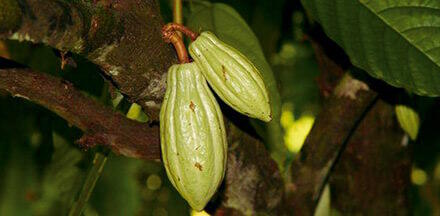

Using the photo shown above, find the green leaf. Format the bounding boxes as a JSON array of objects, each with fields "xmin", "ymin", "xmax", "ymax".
[
  {"xmin": 186, "ymin": 2, "xmax": 287, "ymax": 169},
  {"xmin": 301, "ymin": 0, "xmax": 440, "ymax": 96},
  {"xmin": 395, "ymin": 104, "xmax": 420, "ymax": 140}
]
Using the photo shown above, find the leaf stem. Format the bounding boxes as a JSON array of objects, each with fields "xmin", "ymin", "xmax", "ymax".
[{"xmin": 68, "ymin": 150, "xmax": 109, "ymax": 216}]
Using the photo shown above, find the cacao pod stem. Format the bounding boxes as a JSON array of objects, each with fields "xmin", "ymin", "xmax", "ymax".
[
  {"xmin": 162, "ymin": 30, "xmax": 190, "ymax": 63},
  {"xmin": 162, "ymin": 23, "xmax": 199, "ymax": 41}
]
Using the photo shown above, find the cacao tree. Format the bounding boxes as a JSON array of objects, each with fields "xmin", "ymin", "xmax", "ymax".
[{"xmin": 0, "ymin": 0, "xmax": 438, "ymax": 215}]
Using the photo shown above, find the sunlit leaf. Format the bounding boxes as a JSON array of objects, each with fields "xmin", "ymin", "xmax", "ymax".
[{"xmin": 395, "ymin": 104, "xmax": 420, "ymax": 140}]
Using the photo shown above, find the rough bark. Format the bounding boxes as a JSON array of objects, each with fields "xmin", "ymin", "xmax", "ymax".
[
  {"xmin": 282, "ymin": 29, "xmax": 378, "ymax": 214},
  {"xmin": 0, "ymin": 67, "xmax": 160, "ymax": 160},
  {"xmin": 330, "ymin": 100, "xmax": 411, "ymax": 215},
  {"xmin": 211, "ymin": 122, "xmax": 285, "ymax": 216},
  {"xmin": 284, "ymin": 29, "xmax": 413, "ymax": 214},
  {"xmin": 286, "ymin": 74, "xmax": 378, "ymax": 215},
  {"xmin": 0, "ymin": 0, "xmax": 177, "ymax": 120}
]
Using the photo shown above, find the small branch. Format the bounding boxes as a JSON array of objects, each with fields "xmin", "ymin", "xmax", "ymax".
[
  {"xmin": 306, "ymin": 35, "xmax": 344, "ymax": 97},
  {"xmin": 0, "ymin": 67, "xmax": 161, "ymax": 160}
]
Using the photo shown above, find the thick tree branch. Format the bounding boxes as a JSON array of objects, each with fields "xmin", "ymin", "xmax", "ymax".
[
  {"xmin": 0, "ymin": 0, "xmax": 177, "ymax": 120},
  {"xmin": 0, "ymin": 67, "xmax": 160, "ymax": 160},
  {"xmin": 330, "ymin": 100, "xmax": 410, "ymax": 215},
  {"xmin": 286, "ymin": 74, "xmax": 378, "ymax": 214},
  {"xmin": 280, "ymin": 29, "xmax": 383, "ymax": 214}
]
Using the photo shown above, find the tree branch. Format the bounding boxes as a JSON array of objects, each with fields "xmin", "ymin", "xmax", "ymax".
[
  {"xmin": 0, "ymin": 67, "xmax": 160, "ymax": 160},
  {"xmin": 0, "ymin": 0, "xmax": 177, "ymax": 120},
  {"xmin": 330, "ymin": 100, "xmax": 410, "ymax": 214},
  {"xmin": 283, "ymin": 33, "xmax": 380, "ymax": 214},
  {"xmin": 286, "ymin": 73, "xmax": 378, "ymax": 214}
]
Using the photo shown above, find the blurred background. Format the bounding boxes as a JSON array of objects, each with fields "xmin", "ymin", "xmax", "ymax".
[{"xmin": 0, "ymin": 0, "xmax": 439, "ymax": 215}]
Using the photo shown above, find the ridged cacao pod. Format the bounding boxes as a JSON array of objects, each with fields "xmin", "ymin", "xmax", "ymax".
[
  {"xmin": 395, "ymin": 104, "xmax": 420, "ymax": 140},
  {"xmin": 160, "ymin": 62, "xmax": 227, "ymax": 211},
  {"xmin": 188, "ymin": 31, "xmax": 272, "ymax": 122}
]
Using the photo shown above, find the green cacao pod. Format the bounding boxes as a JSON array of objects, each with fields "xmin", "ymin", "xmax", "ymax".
[
  {"xmin": 188, "ymin": 31, "xmax": 272, "ymax": 122},
  {"xmin": 160, "ymin": 62, "xmax": 227, "ymax": 211},
  {"xmin": 395, "ymin": 104, "xmax": 420, "ymax": 140}
]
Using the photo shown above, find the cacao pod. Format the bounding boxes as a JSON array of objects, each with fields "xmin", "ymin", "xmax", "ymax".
[
  {"xmin": 395, "ymin": 104, "xmax": 420, "ymax": 140},
  {"xmin": 160, "ymin": 62, "xmax": 227, "ymax": 211},
  {"xmin": 188, "ymin": 31, "xmax": 272, "ymax": 122}
]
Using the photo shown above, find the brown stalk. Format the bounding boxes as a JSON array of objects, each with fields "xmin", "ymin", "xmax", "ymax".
[{"xmin": 162, "ymin": 23, "xmax": 199, "ymax": 41}]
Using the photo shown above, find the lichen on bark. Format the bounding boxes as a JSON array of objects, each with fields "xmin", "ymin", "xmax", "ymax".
[{"xmin": 0, "ymin": 0, "xmax": 177, "ymax": 120}]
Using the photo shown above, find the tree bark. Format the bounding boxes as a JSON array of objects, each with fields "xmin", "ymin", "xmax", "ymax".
[
  {"xmin": 286, "ymin": 73, "xmax": 378, "ymax": 215},
  {"xmin": 0, "ymin": 0, "xmax": 177, "ymax": 120},
  {"xmin": 330, "ymin": 100, "xmax": 411, "ymax": 215}
]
